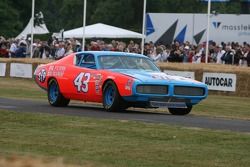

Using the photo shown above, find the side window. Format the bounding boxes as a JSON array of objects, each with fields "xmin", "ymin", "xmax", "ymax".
[{"xmin": 75, "ymin": 54, "xmax": 96, "ymax": 69}]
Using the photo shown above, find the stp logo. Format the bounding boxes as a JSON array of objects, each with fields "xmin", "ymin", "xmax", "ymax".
[{"xmin": 38, "ymin": 69, "xmax": 46, "ymax": 83}]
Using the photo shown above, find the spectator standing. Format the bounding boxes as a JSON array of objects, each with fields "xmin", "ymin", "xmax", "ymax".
[
  {"xmin": 55, "ymin": 42, "xmax": 65, "ymax": 60},
  {"xmin": 39, "ymin": 42, "xmax": 51, "ymax": 59},
  {"xmin": 14, "ymin": 41, "xmax": 27, "ymax": 58},
  {"xmin": 233, "ymin": 45, "xmax": 243, "ymax": 65},
  {"xmin": 0, "ymin": 42, "xmax": 9, "ymax": 58},
  {"xmin": 183, "ymin": 45, "xmax": 190, "ymax": 63},
  {"xmin": 64, "ymin": 43, "xmax": 74, "ymax": 56},
  {"xmin": 74, "ymin": 41, "xmax": 82, "ymax": 52},
  {"xmin": 151, "ymin": 46, "xmax": 167, "ymax": 62},
  {"xmin": 90, "ymin": 41, "xmax": 100, "ymax": 51},
  {"xmin": 240, "ymin": 44, "xmax": 250, "ymax": 67},
  {"xmin": 216, "ymin": 45, "xmax": 226, "ymax": 64},
  {"xmin": 246, "ymin": 44, "xmax": 250, "ymax": 67},
  {"xmin": 32, "ymin": 43, "xmax": 40, "ymax": 58},
  {"xmin": 9, "ymin": 40, "xmax": 17, "ymax": 57},
  {"xmin": 168, "ymin": 43, "xmax": 183, "ymax": 62},
  {"xmin": 221, "ymin": 45, "xmax": 234, "ymax": 64},
  {"xmin": 192, "ymin": 45, "xmax": 203, "ymax": 63}
]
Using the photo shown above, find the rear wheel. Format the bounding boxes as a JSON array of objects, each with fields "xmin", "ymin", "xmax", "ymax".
[
  {"xmin": 48, "ymin": 79, "xmax": 70, "ymax": 107},
  {"xmin": 168, "ymin": 106, "xmax": 192, "ymax": 115},
  {"xmin": 103, "ymin": 81, "xmax": 125, "ymax": 112}
]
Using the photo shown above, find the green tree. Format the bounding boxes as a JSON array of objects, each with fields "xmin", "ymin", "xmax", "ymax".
[
  {"xmin": 0, "ymin": 0, "xmax": 22, "ymax": 37},
  {"xmin": 0, "ymin": 0, "xmax": 246, "ymax": 38}
]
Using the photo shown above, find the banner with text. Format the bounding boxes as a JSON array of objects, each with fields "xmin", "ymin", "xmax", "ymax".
[
  {"xmin": 146, "ymin": 13, "xmax": 250, "ymax": 44},
  {"xmin": 10, "ymin": 63, "xmax": 33, "ymax": 78},
  {"xmin": 0, "ymin": 63, "xmax": 6, "ymax": 77},
  {"xmin": 164, "ymin": 70, "xmax": 195, "ymax": 79},
  {"xmin": 203, "ymin": 73, "xmax": 236, "ymax": 92}
]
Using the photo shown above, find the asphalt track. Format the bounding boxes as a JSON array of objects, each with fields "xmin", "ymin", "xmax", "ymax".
[{"xmin": 0, "ymin": 97, "xmax": 250, "ymax": 133}]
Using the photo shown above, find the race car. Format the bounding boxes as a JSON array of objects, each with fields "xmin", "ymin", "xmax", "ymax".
[{"xmin": 34, "ymin": 51, "xmax": 208, "ymax": 115}]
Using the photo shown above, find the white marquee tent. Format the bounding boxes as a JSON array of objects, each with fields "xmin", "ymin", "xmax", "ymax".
[
  {"xmin": 62, "ymin": 23, "xmax": 144, "ymax": 39},
  {"xmin": 16, "ymin": 12, "xmax": 49, "ymax": 39}
]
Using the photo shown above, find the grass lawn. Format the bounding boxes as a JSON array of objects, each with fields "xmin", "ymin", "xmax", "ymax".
[
  {"xmin": 0, "ymin": 110, "xmax": 250, "ymax": 167},
  {"xmin": 0, "ymin": 78, "xmax": 250, "ymax": 166},
  {"xmin": 0, "ymin": 77, "xmax": 250, "ymax": 120}
]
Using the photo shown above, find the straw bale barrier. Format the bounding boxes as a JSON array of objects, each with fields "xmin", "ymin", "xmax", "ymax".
[
  {"xmin": 158, "ymin": 63, "xmax": 250, "ymax": 97},
  {"xmin": 1, "ymin": 58, "xmax": 250, "ymax": 97}
]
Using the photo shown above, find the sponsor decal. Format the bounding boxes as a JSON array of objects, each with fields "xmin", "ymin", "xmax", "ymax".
[
  {"xmin": 202, "ymin": 73, "xmax": 236, "ymax": 92},
  {"xmin": 147, "ymin": 13, "xmax": 249, "ymax": 44},
  {"xmin": 38, "ymin": 69, "xmax": 46, "ymax": 83},
  {"xmin": 92, "ymin": 74, "xmax": 103, "ymax": 93},
  {"xmin": 212, "ymin": 21, "xmax": 250, "ymax": 32},
  {"xmin": 47, "ymin": 65, "xmax": 66, "ymax": 77},
  {"xmin": 222, "ymin": 24, "xmax": 250, "ymax": 31},
  {"xmin": 74, "ymin": 72, "xmax": 91, "ymax": 93},
  {"xmin": 125, "ymin": 79, "xmax": 133, "ymax": 91},
  {"xmin": 152, "ymin": 73, "xmax": 170, "ymax": 80}
]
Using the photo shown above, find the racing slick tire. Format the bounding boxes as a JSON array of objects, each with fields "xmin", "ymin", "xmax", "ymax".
[
  {"xmin": 168, "ymin": 106, "xmax": 192, "ymax": 115},
  {"xmin": 103, "ymin": 81, "xmax": 126, "ymax": 112},
  {"xmin": 48, "ymin": 79, "xmax": 70, "ymax": 107}
]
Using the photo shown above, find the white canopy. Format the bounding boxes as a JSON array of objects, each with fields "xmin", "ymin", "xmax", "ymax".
[
  {"xmin": 63, "ymin": 23, "xmax": 143, "ymax": 39},
  {"xmin": 16, "ymin": 13, "xmax": 49, "ymax": 39}
]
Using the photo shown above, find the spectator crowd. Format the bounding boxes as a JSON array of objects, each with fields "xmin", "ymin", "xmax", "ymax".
[{"xmin": 0, "ymin": 35, "xmax": 250, "ymax": 67}]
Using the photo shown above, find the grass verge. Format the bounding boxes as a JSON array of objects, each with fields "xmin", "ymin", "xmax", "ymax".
[
  {"xmin": 0, "ymin": 110, "xmax": 250, "ymax": 167},
  {"xmin": 0, "ymin": 77, "xmax": 46, "ymax": 99}
]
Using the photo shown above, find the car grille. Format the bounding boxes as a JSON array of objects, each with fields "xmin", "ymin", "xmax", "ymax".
[
  {"xmin": 174, "ymin": 86, "xmax": 205, "ymax": 96},
  {"xmin": 136, "ymin": 85, "xmax": 168, "ymax": 94}
]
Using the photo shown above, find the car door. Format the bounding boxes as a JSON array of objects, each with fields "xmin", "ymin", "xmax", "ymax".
[{"xmin": 64, "ymin": 53, "xmax": 101, "ymax": 102}]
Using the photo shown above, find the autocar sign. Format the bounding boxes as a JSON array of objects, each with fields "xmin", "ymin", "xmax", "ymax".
[{"xmin": 202, "ymin": 72, "xmax": 236, "ymax": 92}]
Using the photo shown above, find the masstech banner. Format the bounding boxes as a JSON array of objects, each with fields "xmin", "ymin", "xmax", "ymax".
[
  {"xmin": 146, "ymin": 13, "xmax": 250, "ymax": 45},
  {"xmin": 202, "ymin": 72, "xmax": 236, "ymax": 92}
]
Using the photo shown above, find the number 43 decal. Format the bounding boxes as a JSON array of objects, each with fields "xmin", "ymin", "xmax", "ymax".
[{"xmin": 74, "ymin": 72, "xmax": 91, "ymax": 92}]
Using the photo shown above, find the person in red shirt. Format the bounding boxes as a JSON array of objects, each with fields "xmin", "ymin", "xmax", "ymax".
[{"xmin": 0, "ymin": 42, "xmax": 9, "ymax": 58}]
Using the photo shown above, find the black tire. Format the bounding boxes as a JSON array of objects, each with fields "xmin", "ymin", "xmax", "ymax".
[
  {"xmin": 48, "ymin": 79, "xmax": 70, "ymax": 107},
  {"xmin": 168, "ymin": 106, "xmax": 192, "ymax": 115},
  {"xmin": 102, "ymin": 81, "xmax": 125, "ymax": 112}
]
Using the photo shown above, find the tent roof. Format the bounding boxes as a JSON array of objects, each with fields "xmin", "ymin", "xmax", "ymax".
[
  {"xmin": 16, "ymin": 18, "xmax": 49, "ymax": 39},
  {"xmin": 63, "ymin": 23, "xmax": 143, "ymax": 39}
]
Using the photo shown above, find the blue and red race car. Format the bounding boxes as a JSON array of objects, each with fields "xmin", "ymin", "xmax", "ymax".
[{"xmin": 34, "ymin": 51, "xmax": 208, "ymax": 115}]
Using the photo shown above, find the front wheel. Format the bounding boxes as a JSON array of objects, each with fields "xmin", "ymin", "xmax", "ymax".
[
  {"xmin": 48, "ymin": 79, "xmax": 70, "ymax": 107},
  {"xmin": 168, "ymin": 106, "xmax": 192, "ymax": 115},
  {"xmin": 102, "ymin": 81, "xmax": 125, "ymax": 112}
]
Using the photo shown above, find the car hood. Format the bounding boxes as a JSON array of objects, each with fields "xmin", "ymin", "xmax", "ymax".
[{"xmin": 110, "ymin": 69, "xmax": 202, "ymax": 85}]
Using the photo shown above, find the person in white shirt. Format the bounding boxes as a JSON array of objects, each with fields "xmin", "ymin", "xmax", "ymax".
[
  {"xmin": 151, "ymin": 46, "xmax": 167, "ymax": 62},
  {"xmin": 9, "ymin": 40, "xmax": 17, "ymax": 57},
  {"xmin": 216, "ymin": 45, "xmax": 226, "ymax": 64},
  {"xmin": 55, "ymin": 42, "xmax": 65, "ymax": 60}
]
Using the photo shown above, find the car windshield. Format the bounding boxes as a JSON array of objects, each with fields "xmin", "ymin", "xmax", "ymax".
[{"xmin": 98, "ymin": 55, "xmax": 160, "ymax": 72}]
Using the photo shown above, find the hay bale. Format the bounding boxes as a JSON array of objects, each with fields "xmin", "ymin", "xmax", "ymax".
[{"xmin": 158, "ymin": 63, "xmax": 250, "ymax": 97}]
